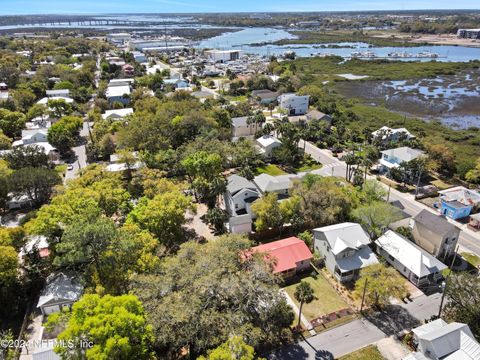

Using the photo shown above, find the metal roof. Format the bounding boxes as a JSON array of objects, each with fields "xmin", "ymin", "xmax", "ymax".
[{"xmin": 375, "ymin": 230, "xmax": 447, "ymax": 278}]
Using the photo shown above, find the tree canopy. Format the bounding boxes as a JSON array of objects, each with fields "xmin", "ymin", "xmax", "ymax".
[
  {"xmin": 51, "ymin": 294, "xmax": 155, "ymax": 360},
  {"xmin": 130, "ymin": 235, "xmax": 293, "ymax": 358}
]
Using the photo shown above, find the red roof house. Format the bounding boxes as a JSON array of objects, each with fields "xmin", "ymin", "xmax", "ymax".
[{"xmin": 248, "ymin": 237, "xmax": 313, "ymax": 277}]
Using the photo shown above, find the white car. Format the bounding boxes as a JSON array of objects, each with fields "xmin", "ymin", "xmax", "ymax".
[{"xmin": 67, "ymin": 164, "xmax": 74, "ymax": 171}]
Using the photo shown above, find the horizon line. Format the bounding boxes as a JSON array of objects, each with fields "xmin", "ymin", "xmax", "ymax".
[{"xmin": 2, "ymin": 8, "xmax": 480, "ymax": 16}]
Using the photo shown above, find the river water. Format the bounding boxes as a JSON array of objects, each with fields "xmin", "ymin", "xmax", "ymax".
[
  {"xmin": 4, "ymin": 18, "xmax": 480, "ymax": 62},
  {"xmin": 198, "ymin": 27, "xmax": 480, "ymax": 63}
]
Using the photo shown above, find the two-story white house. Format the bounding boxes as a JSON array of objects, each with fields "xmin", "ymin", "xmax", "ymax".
[
  {"xmin": 379, "ymin": 146, "xmax": 425, "ymax": 174},
  {"xmin": 224, "ymin": 175, "xmax": 261, "ymax": 234},
  {"xmin": 313, "ymin": 222, "xmax": 379, "ymax": 283},
  {"xmin": 224, "ymin": 172, "xmax": 303, "ymax": 234},
  {"xmin": 278, "ymin": 93, "xmax": 309, "ymax": 115},
  {"xmin": 232, "ymin": 116, "xmax": 256, "ymax": 139}
]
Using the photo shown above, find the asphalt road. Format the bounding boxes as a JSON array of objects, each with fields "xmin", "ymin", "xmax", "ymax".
[
  {"xmin": 65, "ymin": 122, "xmax": 91, "ymax": 181},
  {"xmin": 268, "ymin": 319, "xmax": 386, "ymax": 360},
  {"xmin": 300, "ymin": 140, "xmax": 480, "ymax": 256}
]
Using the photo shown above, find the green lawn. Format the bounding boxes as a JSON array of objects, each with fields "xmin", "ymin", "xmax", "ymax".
[
  {"xmin": 461, "ymin": 252, "xmax": 480, "ymax": 268},
  {"xmin": 294, "ymin": 157, "xmax": 322, "ymax": 172},
  {"xmin": 338, "ymin": 345, "xmax": 384, "ymax": 360},
  {"xmin": 255, "ymin": 164, "xmax": 287, "ymax": 176},
  {"xmin": 284, "ymin": 275, "xmax": 349, "ymax": 321}
]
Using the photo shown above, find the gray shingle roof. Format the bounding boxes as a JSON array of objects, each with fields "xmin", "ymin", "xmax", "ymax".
[
  {"xmin": 253, "ymin": 173, "xmax": 299, "ymax": 193},
  {"xmin": 226, "ymin": 174, "xmax": 257, "ymax": 195},
  {"xmin": 413, "ymin": 210, "xmax": 459, "ymax": 236}
]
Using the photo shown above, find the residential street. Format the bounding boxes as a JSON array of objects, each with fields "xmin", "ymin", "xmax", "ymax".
[
  {"xmin": 299, "ymin": 140, "xmax": 480, "ymax": 256},
  {"xmin": 65, "ymin": 121, "xmax": 91, "ymax": 181},
  {"xmin": 268, "ymin": 319, "xmax": 386, "ymax": 360}
]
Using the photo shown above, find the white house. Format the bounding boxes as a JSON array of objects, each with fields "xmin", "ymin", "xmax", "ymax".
[
  {"xmin": 102, "ymin": 108, "xmax": 134, "ymax": 121},
  {"xmin": 403, "ymin": 319, "xmax": 480, "ymax": 360},
  {"xmin": 224, "ymin": 175, "xmax": 260, "ymax": 234},
  {"xmin": 106, "ymin": 33, "xmax": 131, "ymax": 46},
  {"xmin": 13, "ymin": 129, "xmax": 48, "ymax": 146},
  {"xmin": 253, "ymin": 173, "xmax": 300, "ymax": 198},
  {"xmin": 376, "ymin": 230, "xmax": 447, "ymax": 288},
  {"xmin": 106, "ymin": 85, "xmax": 131, "ymax": 105},
  {"xmin": 232, "ymin": 116, "xmax": 256, "ymax": 139},
  {"xmin": 205, "ymin": 49, "xmax": 241, "ymax": 62},
  {"xmin": 11, "ymin": 129, "xmax": 59, "ymax": 161},
  {"xmin": 372, "ymin": 126, "xmax": 415, "ymax": 142},
  {"xmin": 36, "ymin": 272, "xmax": 84, "ymax": 316},
  {"xmin": 278, "ymin": 93, "xmax": 309, "ymax": 115},
  {"xmin": 256, "ymin": 135, "xmax": 282, "ymax": 158},
  {"xmin": 314, "ymin": 223, "xmax": 379, "ymax": 282},
  {"xmin": 379, "ymin": 146, "xmax": 425, "ymax": 172}
]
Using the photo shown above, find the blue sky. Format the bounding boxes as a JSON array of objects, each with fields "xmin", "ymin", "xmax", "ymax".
[{"xmin": 0, "ymin": 0, "xmax": 478, "ymax": 14}]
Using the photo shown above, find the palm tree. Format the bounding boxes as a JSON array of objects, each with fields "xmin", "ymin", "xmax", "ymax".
[
  {"xmin": 343, "ymin": 153, "xmax": 356, "ymax": 182},
  {"xmin": 362, "ymin": 157, "xmax": 374, "ymax": 186},
  {"xmin": 262, "ymin": 122, "xmax": 275, "ymax": 136},
  {"xmin": 294, "ymin": 281, "xmax": 315, "ymax": 329}
]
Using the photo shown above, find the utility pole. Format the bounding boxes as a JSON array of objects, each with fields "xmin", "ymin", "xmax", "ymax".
[
  {"xmin": 438, "ymin": 245, "xmax": 459, "ymax": 318},
  {"xmin": 387, "ymin": 183, "xmax": 392, "ymax": 202},
  {"xmin": 360, "ymin": 278, "xmax": 368, "ymax": 313}
]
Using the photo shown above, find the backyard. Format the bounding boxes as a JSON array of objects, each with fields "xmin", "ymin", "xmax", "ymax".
[{"xmin": 284, "ymin": 274, "xmax": 349, "ymax": 322}]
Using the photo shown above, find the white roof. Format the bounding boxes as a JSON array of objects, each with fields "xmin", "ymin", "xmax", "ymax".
[
  {"xmin": 438, "ymin": 186, "xmax": 480, "ymax": 207},
  {"xmin": 381, "ymin": 147, "xmax": 425, "ymax": 163},
  {"xmin": 375, "ymin": 230, "xmax": 447, "ymax": 278},
  {"xmin": 15, "ymin": 142, "xmax": 57, "ymax": 155},
  {"xmin": 109, "ymin": 78, "xmax": 135, "ymax": 85},
  {"xmin": 372, "ymin": 126, "xmax": 415, "ymax": 139},
  {"xmin": 46, "ymin": 89, "xmax": 70, "ymax": 96},
  {"xmin": 102, "ymin": 108, "xmax": 133, "ymax": 120},
  {"xmin": 106, "ymin": 162, "xmax": 143, "ymax": 172},
  {"xmin": 314, "ymin": 222, "xmax": 371, "ymax": 255},
  {"xmin": 253, "ymin": 173, "xmax": 300, "ymax": 193},
  {"xmin": 278, "ymin": 93, "xmax": 307, "ymax": 100},
  {"xmin": 412, "ymin": 319, "xmax": 480, "ymax": 360},
  {"xmin": 37, "ymin": 272, "xmax": 83, "ymax": 308},
  {"xmin": 19, "ymin": 235, "xmax": 49, "ymax": 257},
  {"xmin": 335, "ymin": 245, "xmax": 379, "ymax": 272},
  {"xmin": 37, "ymin": 96, "xmax": 74, "ymax": 105},
  {"xmin": 106, "ymin": 85, "xmax": 131, "ymax": 98},
  {"xmin": 256, "ymin": 135, "xmax": 281, "ymax": 149}
]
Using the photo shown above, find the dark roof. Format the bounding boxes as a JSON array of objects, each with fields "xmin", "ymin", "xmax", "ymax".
[
  {"xmin": 226, "ymin": 174, "xmax": 257, "ymax": 195},
  {"xmin": 414, "ymin": 209, "xmax": 459, "ymax": 235},
  {"xmin": 251, "ymin": 89, "xmax": 279, "ymax": 100}
]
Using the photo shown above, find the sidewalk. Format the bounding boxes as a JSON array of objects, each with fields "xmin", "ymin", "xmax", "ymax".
[{"xmin": 280, "ymin": 289, "xmax": 316, "ymax": 336}]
